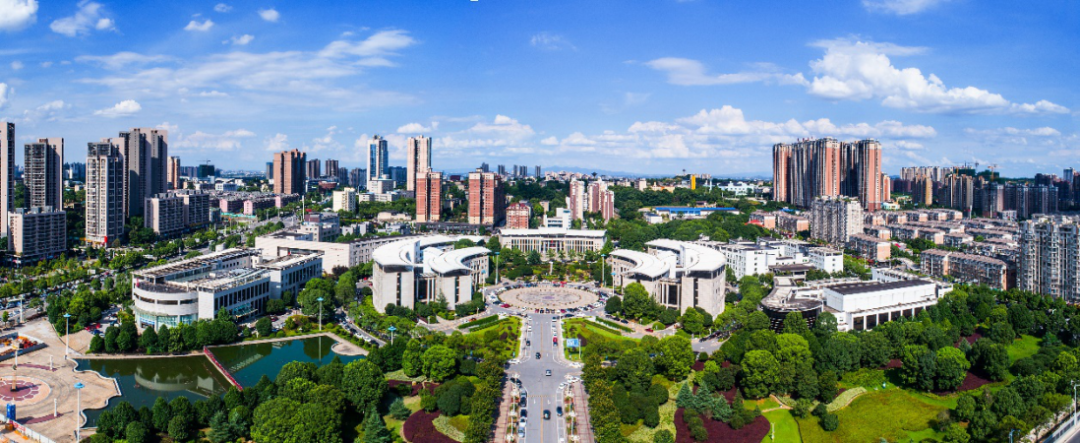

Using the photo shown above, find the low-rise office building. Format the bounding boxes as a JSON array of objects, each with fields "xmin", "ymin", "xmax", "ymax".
[
  {"xmin": 809, "ymin": 247, "xmax": 844, "ymax": 274},
  {"xmin": 695, "ymin": 241, "xmax": 771, "ymax": 279},
  {"xmin": 253, "ymin": 253, "xmax": 324, "ymax": 300},
  {"xmin": 255, "ymin": 232, "xmax": 420, "ymax": 273},
  {"xmin": 499, "ymin": 228, "xmax": 606, "ymax": 255},
  {"xmin": 371, "ymin": 236, "xmax": 489, "ymax": 313},
  {"xmin": 609, "ymin": 239, "xmax": 726, "ymax": 316},
  {"xmin": 824, "ymin": 279, "xmax": 939, "ymax": 331}
]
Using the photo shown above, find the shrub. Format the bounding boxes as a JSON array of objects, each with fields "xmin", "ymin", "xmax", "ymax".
[
  {"xmin": 653, "ymin": 429, "xmax": 675, "ymax": 443},
  {"xmin": 390, "ymin": 397, "xmax": 412, "ymax": 420},
  {"xmin": 812, "ymin": 403, "xmax": 827, "ymax": 417},
  {"xmin": 792, "ymin": 398, "xmax": 813, "ymax": 418},
  {"xmin": 821, "ymin": 413, "xmax": 839, "ymax": 431}
]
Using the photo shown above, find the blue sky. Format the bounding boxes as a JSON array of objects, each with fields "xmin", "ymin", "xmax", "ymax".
[{"xmin": 0, "ymin": 0, "xmax": 1076, "ymax": 177}]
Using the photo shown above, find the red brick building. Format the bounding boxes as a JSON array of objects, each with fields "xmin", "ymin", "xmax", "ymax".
[
  {"xmin": 416, "ymin": 171, "xmax": 442, "ymax": 223},
  {"xmin": 506, "ymin": 202, "xmax": 531, "ymax": 229},
  {"xmin": 468, "ymin": 169, "xmax": 505, "ymax": 225}
]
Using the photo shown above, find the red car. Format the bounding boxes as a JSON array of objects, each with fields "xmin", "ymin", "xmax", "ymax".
[
  {"xmin": 645, "ymin": 328, "xmax": 654, "ymax": 333},
  {"xmin": 501, "ymin": 304, "xmax": 511, "ymax": 308}
]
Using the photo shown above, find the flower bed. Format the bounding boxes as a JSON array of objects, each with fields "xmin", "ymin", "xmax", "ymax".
[
  {"xmin": 388, "ymin": 380, "xmax": 440, "ymax": 396},
  {"xmin": 402, "ymin": 410, "xmax": 457, "ymax": 443},
  {"xmin": 672, "ymin": 407, "xmax": 769, "ymax": 443}
]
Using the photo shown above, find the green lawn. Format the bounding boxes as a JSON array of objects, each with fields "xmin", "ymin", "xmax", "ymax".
[
  {"xmin": 562, "ymin": 318, "xmax": 638, "ymax": 361},
  {"xmin": 747, "ymin": 397, "xmax": 780, "ymax": 411},
  {"xmin": 796, "ymin": 389, "xmax": 948, "ymax": 443},
  {"xmin": 762, "ymin": 410, "xmax": 801, "ymax": 443},
  {"xmin": 1007, "ymin": 334, "xmax": 1041, "ymax": 362}
]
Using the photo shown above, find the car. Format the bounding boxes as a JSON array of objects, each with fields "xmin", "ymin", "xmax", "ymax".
[
  {"xmin": 501, "ymin": 304, "xmax": 511, "ymax": 308},
  {"xmin": 645, "ymin": 328, "xmax": 653, "ymax": 333},
  {"xmin": 521, "ymin": 409, "xmax": 527, "ymax": 418},
  {"xmin": 543, "ymin": 410, "xmax": 551, "ymax": 420},
  {"xmin": 557, "ymin": 406, "xmax": 563, "ymax": 417},
  {"xmin": 525, "ymin": 340, "xmax": 531, "ymax": 347},
  {"xmin": 535, "ymin": 352, "xmax": 541, "ymax": 359},
  {"xmin": 545, "ymin": 369, "xmax": 552, "ymax": 376}
]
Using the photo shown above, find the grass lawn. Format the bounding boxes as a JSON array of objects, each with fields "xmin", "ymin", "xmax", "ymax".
[
  {"xmin": 563, "ymin": 318, "xmax": 638, "ymax": 361},
  {"xmin": 448, "ymin": 415, "xmax": 470, "ymax": 433},
  {"xmin": 748, "ymin": 397, "xmax": 780, "ymax": 411},
  {"xmin": 796, "ymin": 389, "xmax": 948, "ymax": 443},
  {"xmin": 621, "ymin": 422, "xmax": 643, "ymax": 437},
  {"xmin": 762, "ymin": 410, "xmax": 801, "ymax": 443},
  {"xmin": 1007, "ymin": 334, "xmax": 1041, "ymax": 362}
]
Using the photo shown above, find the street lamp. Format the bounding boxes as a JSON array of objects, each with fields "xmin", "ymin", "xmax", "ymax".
[
  {"xmin": 63, "ymin": 313, "xmax": 71, "ymax": 354},
  {"xmin": 388, "ymin": 325, "xmax": 397, "ymax": 344},
  {"xmin": 74, "ymin": 381, "xmax": 85, "ymax": 441},
  {"xmin": 494, "ymin": 252, "xmax": 500, "ymax": 285},
  {"xmin": 600, "ymin": 253, "xmax": 607, "ymax": 290},
  {"xmin": 317, "ymin": 297, "xmax": 324, "ymax": 331}
]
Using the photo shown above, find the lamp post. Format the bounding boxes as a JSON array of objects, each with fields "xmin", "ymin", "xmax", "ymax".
[
  {"xmin": 600, "ymin": 253, "xmax": 607, "ymax": 291},
  {"xmin": 74, "ymin": 381, "xmax": 85, "ymax": 441},
  {"xmin": 494, "ymin": 252, "xmax": 500, "ymax": 285},
  {"xmin": 317, "ymin": 297, "xmax": 324, "ymax": 331},
  {"xmin": 388, "ymin": 325, "xmax": 397, "ymax": 344},
  {"xmin": 63, "ymin": 313, "xmax": 71, "ymax": 354}
]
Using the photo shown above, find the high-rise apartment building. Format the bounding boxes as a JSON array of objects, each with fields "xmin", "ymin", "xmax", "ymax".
[
  {"xmin": 535, "ymin": 166, "xmax": 541, "ymax": 178},
  {"xmin": 568, "ymin": 179, "xmax": 585, "ymax": 221},
  {"xmin": 167, "ymin": 156, "xmax": 181, "ymax": 190},
  {"xmin": 144, "ymin": 193, "xmax": 186, "ymax": 236},
  {"xmin": 119, "ymin": 128, "xmax": 168, "ymax": 219},
  {"xmin": 349, "ymin": 168, "xmax": 365, "ymax": 189},
  {"xmin": 24, "ymin": 138, "xmax": 64, "ymax": 211},
  {"xmin": 810, "ymin": 196, "xmax": 864, "ymax": 244},
  {"xmin": 177, "ymin": 190, "xmax": 210, "ymax": 228},
  {"xmin": 415, "ymin": 171, "xmax": 442, "ymax": 223},
  {"xmin": 265, "ymin": 162, "xmax": 273, "ymax": 180},
  {"xmin": 272, "ymin": 149, "xmax": 307, "ymax": 195},
  {"xmin": 8, "ymin": 207, "xmax": 66, "ymax": 264},
  {"xmin": 406, "ymin": 136, "xmax": 432, "ymax": 192},
  {"xmin": 367, "ymin": 135, "xmax": 389, "ymax": 181},
  {"xmin": 913, "ymin": 175, "xmax": 933, "ymax": 207},
  {"xmin": 468, "ymin": 169, "xmax": 504, "ymax": 225},
  {"xmin": 306, "ymin": 159, "xmax": 321, "ymax": 179},
  {"xmin": 86, "ymin": 142, "xmax": 126, "ymax": 246},
  {"xmin": 921, "ymin": 250, "xmax": 1009, "ymax": 290},
  {"xmin": 506, "ymin": 202, "xmax": 531, "ymax": 229},
  {"xmin": 942, "ymin": 174, "xmax": 976, "ymax": 215},
  {"xmin": 585, "ymin": 180, "xmax": 616, "ymax": 221},
  {"xmin": 773, "ymin": 138, "xmax": 886, "ymax": 211},
  {"xmin": 0, "ymin": 122, "xmax": 13, "ymax": 239},
  {"xmin": 497, "ymin": 165, "xmax": 506, "ymax": 176},
  {"xmin": 324, "ymin": 159, "xmax": 339, "ymax": 179},
  {"xmin": 332, "ymin": 187, "xmax": 357, "ymax": 213},
  {"xmin": 1019, "ymin": 216, "xmax": 1080, "ymax": 301}
]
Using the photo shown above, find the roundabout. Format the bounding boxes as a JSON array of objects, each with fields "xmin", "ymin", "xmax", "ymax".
[{"xmin": 499, "ymin": 286, "xmax": 599, "ymax": 310}]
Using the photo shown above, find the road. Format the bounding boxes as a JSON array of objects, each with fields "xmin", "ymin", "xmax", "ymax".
[{"xmin": 508, "ymin": 310, "xmax": 578, "ymax": 443}]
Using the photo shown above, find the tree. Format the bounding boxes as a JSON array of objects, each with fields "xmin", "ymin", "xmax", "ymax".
[
  {"xmin": 655, "ymin": 336, "xmax": 694, "ymax": 380},
  {"xmin": 901, "ymin": 345, "xmax": 936, "ymax": 391},
  {"xmin": 89, "ymin": 335, "xmax": 104, "ymax": 353},
  {"xmin": 659, "ymin": 308, "xmax": 679, "ymax": 326},
  {"xmin": 605, "ymin": 296, "xmax": 623, "ymax": 316},
  {"xmin": 818, "ymin": 371, "xmax": 838, "ymax": 403},
  {"xmin": 125, "ymin": 421, "xmax": 149, "ymax": 443},
  {"xmin": 820, "ymin": 413, "xmax": 839, "ymax": 431},
  {"xmin": 137, "ymin": 327, "xmax": 158, "ymax": 352},
  {"xmin": 943, "ymin": 423, "xmax": 971, "ymax": 443},
  {"xmin": 363, "ymin": 406, "xmax": 393, "ymax": 443},
  {"xmin": 935, "ymin": 347, "xmax": 971, "ymax": 391},
  {"xmin": 389, "ymin": 397, "xmax": 412, "ymax": 420},
  {"xmin": 680, "ymin": 308, "xmax": 704, "ymax": 335},
  {"xmin": 622, "ymin": 282, "xmax": 654, "ymax": 319},
  {"xmin": 151, "ymin": 397, "xmax": 171, "ymax": 432},
  {"xmin": 251, "ymin": 397, "xmax": 299, "ymax": 442},
  {"xmin": 342, "ymin": 360, "xmax": 388, "ymax": 414},
  {"xmin": 783, "ymin": 311, "xmax": 809, "ymax": 335},
  {"xmin": 989, "ymin": 321, "xmax": 1016, "ymax": 344},
  {"xmin": 116, "ymin": 328, "xmax": 136, "ymax": 353},
  {"xmin": 168, "ymin": 415, "xmax": 192, "ymax": 442},
  {"xmin": 276, "ymin": 361, "xmax": 317, "ymax": 387},
  {"xmin": 969, "ymin": 339, "xmax": 1009, "ymax": 381},
  {"xmin": 746, "ymin": 311, "xmax": 770, "ymax": 331},
  {"xmin": 741, "ymin": 350, "xmax": 780, "ymax": 399},
  {"xmin": 255, "ymin": 317, "xmax": 272, "ymax": 337},
  {"xmin": 615, "ymin": 348, "xmax": 655, "ymax": 392},
  {"xmin": 422, "ymin": 345, "xmax": 457, "ymax": 382},
  {"xmin": 402, "ymin": 339, "xmax": 423, "ymax": 377}
]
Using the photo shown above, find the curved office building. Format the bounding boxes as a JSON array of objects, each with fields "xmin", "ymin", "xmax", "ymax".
[
  {"xmin": 372, "ymin": 236, "xmax": 489, "ymax": 313},
  {"xmin": 609, "ymin": 239, "xmax": 726, "ymax": 316}
]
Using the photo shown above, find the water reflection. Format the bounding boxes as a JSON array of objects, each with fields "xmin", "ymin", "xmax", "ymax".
[
  {"xmin": 210, "ymin": 336, "xmax": 362, "ymax": 388},
  {"xmin": 78, "ymin": 356, "xmax": 229, "ymax": 426}
]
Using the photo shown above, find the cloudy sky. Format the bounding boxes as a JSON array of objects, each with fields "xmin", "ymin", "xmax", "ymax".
[{"xmin": 0, "ymin": 0, "xmax": 1076, "ymax": 176}]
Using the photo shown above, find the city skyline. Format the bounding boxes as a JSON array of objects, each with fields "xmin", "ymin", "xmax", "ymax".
[{"xmin": 0, "ymin": 0, "xmax": 1076, "ymax": 176}]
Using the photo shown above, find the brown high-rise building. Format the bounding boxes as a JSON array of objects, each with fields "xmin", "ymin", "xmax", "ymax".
[
  {"xmin": 0, "ymin": 122, "xmax": 14, "ymax": 238},
  {"xmin": 306, "ymin": 159, "xmax": 321, "ymax": 179},
  {"xmin": 167, "ymin": 156, "xmax": 181, "ymax": 190},
  {"xmin": 24, "ymin": 137, "xmax": 64, "ymax": 210},
  {"xmin": 86, "ymin": 142, "xmax": 125, "ymax": 246},
  {"xmin": 468, "ymin": 169, "xmax": 505, "ymax": 225},
  {"xmin": 406, "ymin": 136, "xmax": 432, "ymax": 192},
  {"xmin": 416, "ymin": 171, "xmax": 442, "ymax": 223},
  {"xmin": 506, "ymin": 202, "xmax": 531, "ymax": 229},
  {"xmin": 273, "ymin": 149, "xmax": 307, "ymax": 195},
  {"xmin": 120, "ymin": 128, "xmax": 168, "ymax": 219},
  {"xmin": 324, "ymin": 159, "xmax": 339, "ymax": 180},
  {"xmin": 773, "ymin": 138, "xmax": 885, "ymax": 211}
]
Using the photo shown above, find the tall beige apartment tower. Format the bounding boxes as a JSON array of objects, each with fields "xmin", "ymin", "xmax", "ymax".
[
  {"xmin": 415, "ymin": 171, "xmax": 442, "ymax": 223},
  {"xmin": 0, "ymin": 122, "xmax": 13, "ymax": 238},
  {"xmin": 406, "ymin": 136, "xmax": 432, "ymax": 192},
  {"xmin": 272, "ymin": 149, "xmax": 307, "ymax": 195},
  {"xmin": 86, "ymin": 142, "xmax": 126, "ymax": 246},
  {"xmin": 167, "ymin": 156, "xmax": 181, "ymax": 190},
  {"xmin": 568, "ymin": 179, "xmax": 585, "ymax": 221},
  {"xmin": 24, "ymin": 137, "xmax": 64, "ymax": 210},
  {"xmin": 120, "ymin": 128, "xmax": 168, "ymax": 219}
]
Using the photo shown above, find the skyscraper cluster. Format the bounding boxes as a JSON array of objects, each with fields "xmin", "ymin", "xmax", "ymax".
[
  {"xmin": 567, "ymin": 178, "xmax": 615, "ymax": 222},
  {"xmin": 773, "ymin": 138, "xmax": 888, "ymax": 211},
  {"xmin": 0, "ymin": 122, "xmax": 67, "ymax": 263}
]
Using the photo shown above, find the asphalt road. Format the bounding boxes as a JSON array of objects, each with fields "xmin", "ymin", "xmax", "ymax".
[{"xmin": 511, "ymin": 311, "xmax": 577, "ymax": 443}]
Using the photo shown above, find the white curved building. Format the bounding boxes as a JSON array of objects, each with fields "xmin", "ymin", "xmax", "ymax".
[
  {"xmin": 609, "ymin": 239, "xmax": 726, "ymax": 316},
  {"xmin": 372, "ymin": 236, "xmax": 489, "ymax": 313}
]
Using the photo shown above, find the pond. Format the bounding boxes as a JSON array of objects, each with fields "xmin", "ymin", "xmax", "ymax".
[{"xmin": 77, "ymin": 336, "xmax": 364, "ymax": 426}]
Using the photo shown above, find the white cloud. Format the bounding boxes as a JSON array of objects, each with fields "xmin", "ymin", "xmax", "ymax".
[
  {"xmin": 0, "ymin": 83, "xmax": 10, "ymax": 109},
  {"xmin": 530, "ymin": 32, "xmax": 575, "ymax": 51},
  {"xmin": 226, "ymin": 34, "xmax": 254, "ymax": 45},
  {"xmin": 93, "ymin": 100, "xmax": 141, "ymax": 118},
  {"xmin": 807, "ymin": 39, "xmax": 1069, "ymax": 115},
  {"xmin": 863, "ymin": 0, "xmax": 950, "ymax": 15},
  {"xmin": 214, "ymin": 3, "xmax": 232, "ymax": 13},
  {"xmin": 646, "ymin": 57, "xmax": 807, "ymax": 86},
  {"xmin": 80, "ymin": 30, "xmax": 419, "ymax": 111},
  {"xmin": 18, "ymin": 100, "xmax": 68, "ymax": 124},
  {"xmin": 0, "ymin": 0, "xmax": 37, "ymax": 32},
  {"xmin": 396, "ymin": 122, "xmax": 438, "ymax": 133},
  {"xmin": 264, "ymin": 133, "xmax": 289, "ymax": 151},
  {"xmin": 197, "ymin": 90, "xmax": 229, "ymax": 97},
  {"xmin": 51, "ymin": 1, "xmax": 114, "ymax": 37},
  {"xmin": 185, "ymin": 19, "xmax": 214, "ymax": 32},
  {"xmin": 468, "ymin": 115, "xmax": 535, "ymax": 137},
  {"xmin": 540, "ymin": 136, "xmax": 558, "ymax": 146},
  {"xmin": 76, "ymin": 52, "xmax": 171, "ymax": 69},
  {"xmin": 258, "ymin": 8, "xmax": 280, "ymax": 22},
  {"xmin": 174, "ymin": 129, "xmax": 256, "ymax": 151},
  {"xmin": 10, "ymin": 61, "xmax": 23, "ymax": 70}
]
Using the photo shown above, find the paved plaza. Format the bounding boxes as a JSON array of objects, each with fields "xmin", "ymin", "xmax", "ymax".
[{"xmin": 499, "ymin": 286, "xmax": 599, "ymax": 310}]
